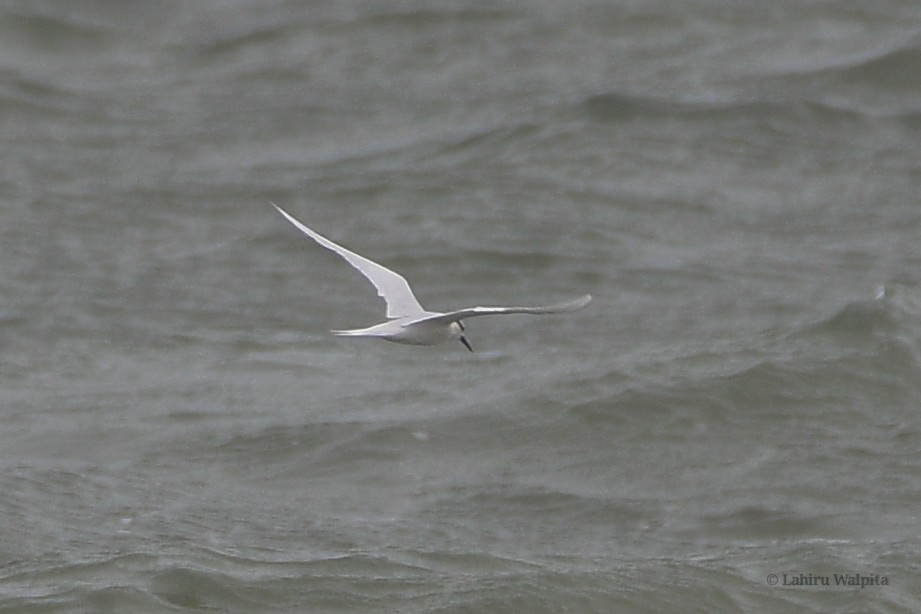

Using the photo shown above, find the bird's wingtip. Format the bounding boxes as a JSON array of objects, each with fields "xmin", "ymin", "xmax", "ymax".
[{"xmin": 270, "ymin": 202, "xmax": 301, "ymax": 228}]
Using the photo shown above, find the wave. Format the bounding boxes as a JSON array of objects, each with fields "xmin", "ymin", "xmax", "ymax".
[
  {"xmin": 0, "ymin": 70, "xmax": 95, "ymax": 118},
  {"xmin": 0, "ymin": 9, "xmax": 116, "ymax": 54},
  {"xmin": 582, "ymin": 34, "xmax": 921, "ymax": 122},
  {"xmin": 756, "ymin": 34, "xmax": 921, "ymax": 117},
  {"xmin": 803, "ymin": 282, "xmax": 921, "ymax": 344},
  {"xmin": 581, "ymin": 91, "xmax": 867, "ymax": 127},
  {"xmin": 358, "ymin": 6, "xmax": 516, "ymax": 28},
  {"xmin": 774, "ymin": 33, "xmax": 921, "ymax": 87},
  {"xmin": 570, "ymin": 284, "xmax": 921, "ymax": 436}
]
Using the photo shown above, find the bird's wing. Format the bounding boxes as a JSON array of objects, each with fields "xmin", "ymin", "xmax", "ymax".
[
  {"xmin": 272, "ymin": 203, "xmax": 425, "ymax": 319},
  {"xmin": 405, "ymin": 294, "xmax": 591, "ymax": 326}
]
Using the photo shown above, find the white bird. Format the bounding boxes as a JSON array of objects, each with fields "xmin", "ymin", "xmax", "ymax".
[{"xmin": 271, "ymin": 203, "xmax": 591, "ymax": 351}]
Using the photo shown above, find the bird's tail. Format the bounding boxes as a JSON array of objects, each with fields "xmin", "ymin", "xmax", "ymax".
[{"xmin": 330, "ymin": 326, "xmax": 383, "ymax": 337}]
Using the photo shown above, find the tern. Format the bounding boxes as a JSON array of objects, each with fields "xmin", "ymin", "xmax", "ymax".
[{"xmin": 271, "ymin": 203, "xmax": 591, "ymax": 351}]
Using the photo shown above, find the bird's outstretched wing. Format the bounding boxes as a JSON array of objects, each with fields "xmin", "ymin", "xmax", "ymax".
[
  {"xmin": 272, "ymin": 203, "xmax": 426, "ymax": 319},
  {"xmin": 405, "ymin": 294, "xmax": 591, "ymax": 326}
]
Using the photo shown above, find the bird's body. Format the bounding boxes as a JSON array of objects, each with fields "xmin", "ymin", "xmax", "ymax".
[
  {"xmin": 271, "ymin": 203, "xmax": 591, "ymax": 351},
  {"xmin": 332, "ymin": 318, "xmax": 465, "ymax": 346}
]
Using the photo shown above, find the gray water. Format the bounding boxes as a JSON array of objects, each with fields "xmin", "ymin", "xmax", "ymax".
[{"xmin": 3, "ymin": 1, "xmax": 921, "ymax": 612}]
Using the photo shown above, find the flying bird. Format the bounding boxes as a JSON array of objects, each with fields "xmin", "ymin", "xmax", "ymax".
[{"xmin": 272, "ymin": 203, "xmax": 591, "ymax": 351}]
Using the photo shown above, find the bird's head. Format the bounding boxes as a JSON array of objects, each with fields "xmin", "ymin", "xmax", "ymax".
[{"xmin": 449, "ymin": 321, "xmax": 472, "ymax": 352}]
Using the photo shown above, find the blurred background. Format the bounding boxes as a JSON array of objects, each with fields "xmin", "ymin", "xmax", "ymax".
[{"xmin": 2, "ymin": 1, "xmax": 920, "ymax": 611}]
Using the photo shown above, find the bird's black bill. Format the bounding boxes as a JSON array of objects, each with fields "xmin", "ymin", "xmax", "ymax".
[{"xmin": 459, "ymin": 335, "xmax": 473, "ymax": 352}]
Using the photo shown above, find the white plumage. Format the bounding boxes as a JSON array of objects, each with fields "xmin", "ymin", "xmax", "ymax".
[{"xmin": 272, "ymin": 203, "xmax": 591, "ymax": 351}]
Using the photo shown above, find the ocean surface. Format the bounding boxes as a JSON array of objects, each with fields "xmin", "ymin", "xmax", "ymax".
[{"xmin": 3, "ymin": 1, "xmax": 921, "ymax": 612}]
